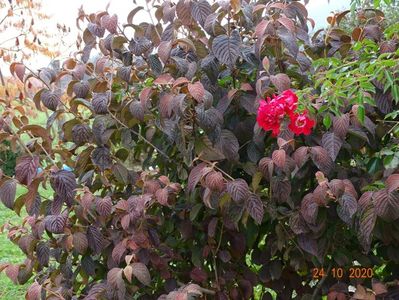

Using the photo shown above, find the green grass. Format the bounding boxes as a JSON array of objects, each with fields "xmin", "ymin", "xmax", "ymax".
[
  {"xmin": 0, "ymin": 111, "xmax": 49, "ymax": 299},
  {"xmin": 0, "ymin": 187, "xmax": 30, "ymax": 299}
]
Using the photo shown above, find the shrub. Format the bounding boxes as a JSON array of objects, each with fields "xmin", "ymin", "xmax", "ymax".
[
  {"xmin": 1, "ymin": 1, "xmax": 399, "ymax": 299},
  {"xmin": 0, "ymin": 141, "xmax": 18, "ymax": 176}
]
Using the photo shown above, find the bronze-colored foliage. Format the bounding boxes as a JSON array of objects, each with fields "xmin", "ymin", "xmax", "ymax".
[{"xmin": 1, "ymin": 0, "xmax": 399, "ymax": 299}]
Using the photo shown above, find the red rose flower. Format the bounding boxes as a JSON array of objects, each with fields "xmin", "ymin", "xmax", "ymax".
[
  {"xmin": 257, "ymin": 89, "xmax": 299, "ymax": 136},
  {"xmin": 256, "ymin": 97, "xmax": 286, "ymax": 136},
  {"xmin": 288, "ymin": 110, "xmax": 316, "ymax": 135},
  {"xmin": 257, "ymin": 90, "xmax": 315, "ymax": 137},
  {"xmin": 278, "ymin": 89, "xmax": 298, "ymax": 114}
]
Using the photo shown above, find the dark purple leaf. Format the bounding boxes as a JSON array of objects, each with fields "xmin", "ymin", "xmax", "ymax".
[
  {"xmin": 246, "ymin": 193, "xmax": 264, "ymax": 224},
  {"xmin": 321, "ymin": 132, "xmax": 342, "ymax": 161},
  {"xmin": 191, "ymin": 0, "xmax": 212, "ymax": 27},
  {"xmin": 87, "ymin": 225, "xmax": 104, "ymax": 254},
  {"xmin": 226, "ymin": 179, "xmax": 249, "ymax": 203},
  {"xmin": 95, "ymin": 196, "xmax": 112, "ymax": 217},
  {"xmin": 300, "ymin": 193, "xmax": 318, "ymax": 225},
  {"xmin": 73, "ymin": 81, "xmax": 90, "ymax": 98},
  {"xmin": 15, "ymin": 156, "xmax": 39, "ymax": 186},
  {"xmin": 50, "ymin": 170, "xmax": 76, "ymax": 206},
  {"xmin": 212, "ymin": 30, "xmax": 241, "ymax": 68},
  {"xmin": 91, "ymin": 146, "xmax": 112, "ymax": 171},
  {"xmin": 0, "ymin": 179, "xmax": 17, "ymax": 209},
  {"xmin": 337, "ymin": 194, "xmax": 358, "ymax": 224},
  {"xmin": 72, "ymin": 124, "xmax": 92, "ymax": 146},
  {"xmin": 92, "ymin": 91, "xmax": 110, "ymax": 114},
  {"xmin": 45, "ymin": 214, "xmax": 67, "ymax": 234},
  {"xmin": 41, "ymin": 89, "xmax": 61, "ymax": 111}
]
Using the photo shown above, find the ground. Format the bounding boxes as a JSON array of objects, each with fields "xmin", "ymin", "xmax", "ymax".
[
  {"xmin": 0, "ymin": 111, "xmax": 49, "ymax": 299},
  {"xmin": 0, "ymin": 187, "xmax": 31, "ymax": 299}
]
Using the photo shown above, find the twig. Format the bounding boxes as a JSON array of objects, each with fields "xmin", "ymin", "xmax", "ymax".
[
  {"xmin": 384, "ymin": 122, "xmax": 399, "ymax": 137},
  {"xmin": 177, "ymin": 281, "xmax": 215, "ymax": 295},
  {"xmin": 212, "ymin": 220, "xmax": 224, "ymax": 291},
  {"xmin": 238, "ymin": 140, "xmax": 251, "ymax": 151},
  {"xmin": 281, "ymin": 223, "xmax": 305, "ymax": 256},
  {"xmin": 41, "ymin": 285, "xmax": 66, "ymax": 300},
  {"xmin": 0, "ymin": 174, "xmax": 53, "ymax": 203},
  {"xmin": 216, "ymin": 220, "xmax": 224, "ymax": 253},
  {"xmin": 212, "ymin": 255, "xmax": 220, "ymax": 291},
  {"xmin": 24, "ymin": 65, "xmax": 51, "ymax": 90},
  {"xmin": 117, "ymin": 24, "xmax": 130, "ymax": 42},
  {"xmin": 197, "ymin": 158, "xmax": 235, "ymax": 181},
  {"xmin": 8, "ymin": 126, "xmax": 34, "ymax": 157},
  {"xmin": 24, "ymin": 65, "xmax": 81, "ymax": 119},
  {"xmin": 0, "ymin": 33, "xmax": 26, "ymax": 46},
  {"xmin": 23, "ymin": 130, "xmax": 56, "ymax": 165},
  {"xmin": 144, "ymin": 1, "xmax": 162, "ymax": 41},
  {"xmin": 107, "ymin": 109, "xmax": 171, "ymax": 161},
  {"xmin": 312, "ymin": 262, "xmax": 332, "ymax": 300}
]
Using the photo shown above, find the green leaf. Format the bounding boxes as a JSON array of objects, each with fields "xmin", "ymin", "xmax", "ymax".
[
  {"xmin": 367, "ymin": 157, "xmax": 382, "ymax": 174},
  {"xmin": 392, "ymin": 84, "xmax": 399, "ymax": 104},
  {"xmin": 383, "ymin": 155, "xmax": 399, "ymax": 169},
  {"xmin": 385, "ymin": 70, "xmax": 394, "ymax": 86},
  {"xmin": 190, "ymin": 203, "xmax": 202, "ymax": 221},
  {"xmin": 360, "ymin": 81, "xmax": 375, "ymax": 93},
  {"xmin": 323, "ymin": 114, "xmax": 332, "ymax": 129},
  {"xmin": 385, "ymin": 110, "xmax": 399, "ymax": 120},
  {"xmin": 357, "ymin": 105, "xmax": 365, "ymax": 124},
  {"xmin": 251, "ymin": 172, "xmax": 263, "ymax": 192}
]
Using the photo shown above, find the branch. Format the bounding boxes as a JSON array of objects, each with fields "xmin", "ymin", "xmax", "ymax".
[
  {"xmin": 177, "ymin": 281, "xmax": 216, "ymax": 295},
  {"xmin": 24, "ymin": 65, "xmax": 81, "ymax": 119},
  {"xmin": 144, "ymin": 1, "xmax": 162, "ymax": 42},
  {"xmin": 24, "ymin": 65, "xmax": 51, "ymax": 89},
  {"xmin": 0, "ymin": 13, "xmax": 8, "ymax": 27},
  {"xmin": 107, "ymin": 109, "xmax": 171, "ymax": 161},
  {"xmin": 312, "ymin": 262, "xmax": 332, "ymax": 300},
  {"xmin": 197, "ymin": 158, "xmax": 235, "ymax": 181},
  {"xmin": 0, "ymin": 33, "xmax": 26, "ymax": 46}
]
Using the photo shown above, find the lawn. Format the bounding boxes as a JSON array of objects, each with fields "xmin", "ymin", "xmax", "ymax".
[
  {"xmin": 0, "ymin": 187, "xmax": 31, "ymax": 300},
  {"xmin": 0, "ymin": 111, "xmax": 49, "ymax": 299}
]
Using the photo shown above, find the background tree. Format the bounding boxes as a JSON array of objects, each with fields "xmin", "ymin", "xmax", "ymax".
[{"xmin": 0, "ymin": 0, "xmax": 68, "ymax": 64}]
